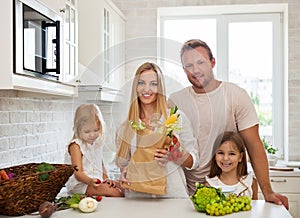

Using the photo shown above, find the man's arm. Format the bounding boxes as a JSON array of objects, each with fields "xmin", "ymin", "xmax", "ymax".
[{"xmin": 240, "ymin": 124, "xmax": 289, "ymax": 209}]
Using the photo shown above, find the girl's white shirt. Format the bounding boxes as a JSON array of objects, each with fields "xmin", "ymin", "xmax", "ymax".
[
  {"xmin": 64, "ymin": 138, "xmax": 104, "ymax": 194},
  {"xmin": 205, "ymin": 171, "xmax": 254, "ymax": 198}
]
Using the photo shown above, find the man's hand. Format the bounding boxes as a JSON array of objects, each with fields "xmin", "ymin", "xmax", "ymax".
[{"xmin": 264, "ymin": 192, "xmax": 289, "ymax": 210}]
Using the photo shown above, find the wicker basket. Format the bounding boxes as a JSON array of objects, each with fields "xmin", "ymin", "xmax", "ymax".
[{"xmin": 0, "ymin": 163, "xmax": 75, "ymax": 216}]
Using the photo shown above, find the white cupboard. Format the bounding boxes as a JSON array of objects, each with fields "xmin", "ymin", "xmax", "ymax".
[
  {"xmin": 258, "ymin": 172, "xmax": 300, "ymax": 218},
  {"xmin": 37, "ymin": 0, "xmax": 66, "ymax": 14},
  {"xmin": 77, "ymin": 0, "xmax": 126, "ymax": 98},
  {"xmin": 0, "ymin": 0, "xmax": 77, "ymax": 96},
  {"xmin": 38, "ymin": 0, "xmax": 78, "ymax": 84}
]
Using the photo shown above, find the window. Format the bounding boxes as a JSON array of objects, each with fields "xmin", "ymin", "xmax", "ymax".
[{"xmin": 158, "ymin": 4, "xmax": 288, "ymax": 159}]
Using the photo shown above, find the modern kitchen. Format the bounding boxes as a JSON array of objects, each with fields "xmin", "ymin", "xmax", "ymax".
[{"xmin": 0, "ymin": 0, "xmax": 299, "ymax": 217}]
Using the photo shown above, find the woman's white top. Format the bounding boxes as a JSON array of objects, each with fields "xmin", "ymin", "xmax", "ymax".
[
  {"xmin": 64, "ymin": 138, "xmax": 104, "ymax": 194},
  {"xmin": 205, "ymin": 172, "xmax": 254, "ymax": 198}
]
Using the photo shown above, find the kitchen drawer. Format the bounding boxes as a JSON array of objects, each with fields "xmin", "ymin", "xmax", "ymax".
[{"xmin": 270, "ymin": 177, "xmax": 300, "ymax": 194}]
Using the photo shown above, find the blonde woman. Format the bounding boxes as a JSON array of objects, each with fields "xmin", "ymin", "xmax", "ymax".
[{"xmin": 116, "ymin": 62, "xmax": 198, "ymax": 198}]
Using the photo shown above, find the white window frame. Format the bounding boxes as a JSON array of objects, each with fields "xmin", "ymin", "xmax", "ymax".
[{"xmin": 158, "ymin": 4, "xmax": 289, "ymax": 161}]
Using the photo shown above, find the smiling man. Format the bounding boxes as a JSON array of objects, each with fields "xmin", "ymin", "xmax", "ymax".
[{"xmin": 168, "ymin": 39, "xmax": 289, "ymax": 209}]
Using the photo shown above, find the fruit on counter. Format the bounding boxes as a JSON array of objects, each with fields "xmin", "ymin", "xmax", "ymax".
[
  {"xmin": 78, "ymin": 197, "xmax": 98, "ymax": 213},
  {"xmin": 205, "ymin": 194, "xmax": 252, "ymax": 216},
  {"xmin": 96, "ymin": 195, "xmax": 103, "ymax": 202},
  {"xmin": 190, "ymin": 183, "xmax": 252, "ymax": 216},
  {"xmin": 38, "ymin": 201, "xmax": 57, "ymax": 218}
]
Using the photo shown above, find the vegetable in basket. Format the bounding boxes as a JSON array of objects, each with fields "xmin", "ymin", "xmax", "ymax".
[
  {"xmin": 0, "ymin": 170, "xmax": 10, "ymax": 180},
  {"xmin": 37, "ymin": 162, "xmax": 55, "ymax": 181}
]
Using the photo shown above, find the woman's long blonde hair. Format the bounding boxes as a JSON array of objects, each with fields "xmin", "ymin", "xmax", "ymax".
[{"xmin": 116, "ymin": 62, "xmax": 168, "ymax": 167}]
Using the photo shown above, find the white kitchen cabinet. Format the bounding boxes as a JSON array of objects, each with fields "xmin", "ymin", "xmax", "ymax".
[
  {"xmin": 62, "ymin": 0, "xmax": 78, "ymax": 83},
  {"xmin": 0, "ymin": 0, "xmax": 77, "ymax": 96},
  {"xmin": 258, "ymin": 173, "xmax": 300, "ymax": 218},
  {"xmin": 77, "ymin": 0, "xmax": 126, "ymax": 94},
  {"xmin": 37, "ymin": 0, "xmax": 66, "ymax": 14},
  {"xmin": 37, "ymin": 0, "xmax": 78, "ymax": 84}
]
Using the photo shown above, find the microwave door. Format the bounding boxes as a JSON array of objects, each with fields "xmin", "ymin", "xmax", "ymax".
[{"xmin": 42, "ymin": 20, "xmax": 60, "ymax": 75}]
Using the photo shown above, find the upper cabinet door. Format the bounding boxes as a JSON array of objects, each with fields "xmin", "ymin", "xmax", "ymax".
[
  {"xmin": 102, "ymin": 0, "xmax": 126, "ymax": 90},
  {"xmin": 77, "ymin": 0, "xmax": 125, "ymax": 90},
  {"xmin": 38, "ymin": 0, "xmax": 66, "ymax": 14},
  {"xmin": 63, "ymin": 0, "xmax": 78, "ymax": 83}
]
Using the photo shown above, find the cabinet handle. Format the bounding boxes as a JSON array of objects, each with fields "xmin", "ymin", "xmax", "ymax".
[{"xmin": 270, "ymin": 179, "xmax": 287, "ymax": 183}]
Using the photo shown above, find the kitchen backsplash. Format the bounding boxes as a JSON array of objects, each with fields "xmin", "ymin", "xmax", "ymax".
[
  {"xmin": 0, "ymin": 91, "xmax": 72, "ymax": 168},
  {"xmin": 0, "ymin": 90, "xmax": 117, "ymax": 168}
]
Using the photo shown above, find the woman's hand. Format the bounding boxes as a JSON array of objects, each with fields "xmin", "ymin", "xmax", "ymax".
[
  {"xmin": 154, "ymin": 149, "xmax": 169, "ymax": 166},
  {"xmin": 119, "ymin": 168, "xmax": 130, "ymax": 187},
  {"xmin": 102, "ymin": 178, "xmax": 117, "ymax": 188}
]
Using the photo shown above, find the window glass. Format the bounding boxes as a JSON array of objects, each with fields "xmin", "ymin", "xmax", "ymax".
[{"xmin": 228, "ymin": 21, "xmax": 273, "ymax": 143}]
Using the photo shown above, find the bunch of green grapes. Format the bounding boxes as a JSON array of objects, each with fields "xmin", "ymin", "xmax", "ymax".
[
  {"xmin": 190, "ymin": 183, "xmax": 226, "ymax": 212},
  {"xmin": 205, "ymin": 193, "xmax": 252, "ymax": 216}
]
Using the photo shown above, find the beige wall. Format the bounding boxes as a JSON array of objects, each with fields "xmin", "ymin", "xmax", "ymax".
[{"xmin": 111, "ymin": 0, "xmax": 300, "ymax": 161}]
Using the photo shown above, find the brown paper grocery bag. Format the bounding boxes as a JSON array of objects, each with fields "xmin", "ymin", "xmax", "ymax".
[{"xmin": 123, "ymin": 129, "xmax": 172, "ymax": 195}]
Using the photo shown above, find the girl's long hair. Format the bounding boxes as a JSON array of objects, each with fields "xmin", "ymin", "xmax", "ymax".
[
  {"xmin": 208, "ymin": 131, "xmax": 248, "ymax": 179},
  {"xmin": 116, "ymin": 62, "xmax": 168, "ymax": 167},
  {"xmin": 72, "ymin": 103, "xmax": 106, "ymax": 147}
]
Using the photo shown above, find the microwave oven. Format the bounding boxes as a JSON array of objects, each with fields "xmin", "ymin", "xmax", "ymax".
[{"xmin": 14, "ymin": 0, "xmax": 62, "ymax": 81}]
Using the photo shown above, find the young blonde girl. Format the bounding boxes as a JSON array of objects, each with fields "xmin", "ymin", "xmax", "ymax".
[
  {"xmin": 65, "ymin": 104, "xmax": 123, "ymax": 197},
  {"xmin": 205, "ymin": 131, "xmax": 258, "ymax": 199}
]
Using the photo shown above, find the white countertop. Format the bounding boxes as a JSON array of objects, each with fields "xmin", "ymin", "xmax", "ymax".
[
  {"xmin": 0, "ymin": 198, "xmax": 292, "ymax": 218},
  {"xmin": 269, "ymin": 168, "xmax": 300, "ymax": 177},
  {"xmin": 269, "ymin": 160, "xmax": 300, "ymax": 177}
]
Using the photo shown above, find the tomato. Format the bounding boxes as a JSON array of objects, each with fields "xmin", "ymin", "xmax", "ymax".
[
  {"xmin": 178, "ymin": 151, "xmax": 183, "ymax": 158},
  {"xmin": 96, "ymin": 195, "xmax": 102, "ymax": 201},
  {"xmin": 172, "ymin": 151, "xmax": 179, "ymax": 161},
  {"xmin": 168, "ymin": 145, "xmax": 175, "ymax": 152},
  {"xmin": 172, "ymin": 136, "xmax": 178, "ymax": 144}
]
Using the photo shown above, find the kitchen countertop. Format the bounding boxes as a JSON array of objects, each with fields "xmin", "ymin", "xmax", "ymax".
[
  {"xmin": 269, "ymin": 161, "xmax": 300, "ymax": 176},
  {"xmin": 0, "ymin": 198, "xmax": 291, "ymax": 218},
  {"xmin": 269, "ymin": 167, "xmax": 300, "ymax": 177}
]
